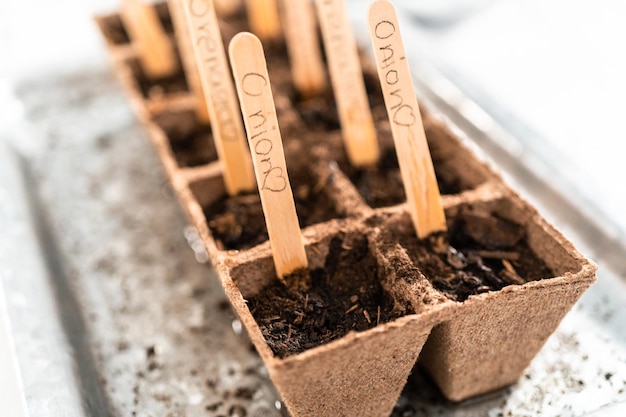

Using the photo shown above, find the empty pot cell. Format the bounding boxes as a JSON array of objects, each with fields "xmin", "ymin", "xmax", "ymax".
[
  {"xmin": 229, "ymin": 230, "xmax": 443, "ymax": 417},
  {"xmin": 235, "ymin": 231, "xmax": 414, "ymax": 359},
  {"xmin": 152, "ymin": 109, "xmax": 217, "ymax": 168},
  {"xmin": 127, "ymin": 56, "xmax": 188, "ymax": 100},
  {"xmin": 413, "ymin": 196, "xmax": 596, "ymax": 401},
  {"xmin": 389, "ymin": 200, "xmax": 554, "ymax": 302},
  {"xmin": 204, "ymin": 166, "xmax": 346, "ymax": 251},
  {"xmin": 97, "ymin": 14, "xmax": 131, "ymax": 46},
  {"xmin": 188, "ymin": 173, "xmax": 226, "ymax": 217}
]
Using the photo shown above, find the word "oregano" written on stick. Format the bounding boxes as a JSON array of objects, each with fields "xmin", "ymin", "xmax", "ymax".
[
  {"xmin": 368, "ymin": 0, "xmax": 446, "ymax": 238},
  {"xmin": 230, "ymin": 32, "xmax": 308, "ymax": 278},
  {"xmin": 182, "ymin": 0, "xmax": 256, "ymax": 196},
  {"xmin": 167, "ymin": 0, "xmax": 210, "ymax": 122}
]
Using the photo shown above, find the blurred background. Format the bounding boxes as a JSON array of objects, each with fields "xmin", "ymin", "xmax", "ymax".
[
  {"xmin": 1, "ymin": 1, "xmax": 626, "ymax": 416},
  {"xmin": 2, "ymin": 0, "xmax": 625, "ymax": 230}
]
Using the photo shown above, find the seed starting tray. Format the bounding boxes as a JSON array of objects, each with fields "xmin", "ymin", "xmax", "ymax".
[{"xmin": 93, "ymin": 2, "xmax": 594, "ymax": 416}]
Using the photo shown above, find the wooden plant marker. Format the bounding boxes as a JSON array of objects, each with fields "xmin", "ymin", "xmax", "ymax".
[
  {"xmin": 182, "ymin": 0, "xmax": 256, "ymax": 195},
  {"xmin": 315, "ymin": 0, "xmax": 379, "ymax": 167},
  {"xmin": 167, "ymin": 0, "xmax": 210, "ymax": 122},
  {"xmin": 121, "ymin": 0, "xmax": 179, "ymax": 78},
  {"xmin": 245, "ymin": 0, "xmax": 282, "ymax": 43},
  {"xmin": 281, "ymin": 0, "xmax": 327, "ymax": 98},
  {"xmin": 368, "ymin": 0, "xmax": 446, "ymax": 238},
  {"xmin": 229, "ymin": 32, "xmax": 308, "ymax": 278}
]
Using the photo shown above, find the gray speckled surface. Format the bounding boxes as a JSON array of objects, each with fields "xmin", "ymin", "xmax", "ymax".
[
  {"xmin": 4, "ymin": 70, "xmax": 284, "ymax": 417},
  {"xmin": 1, "ymin": 52, "xmax": 626, "ymax": 417}
]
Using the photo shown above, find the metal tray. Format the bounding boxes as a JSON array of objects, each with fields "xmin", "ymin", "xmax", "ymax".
[{"xmin": 1, "ymin": 5, "xmax": 626, "ymax": 416}]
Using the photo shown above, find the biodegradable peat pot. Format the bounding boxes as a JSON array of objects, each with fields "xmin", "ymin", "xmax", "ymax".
[
  {"xmin": 377, "ymin": 188, "xmax": 597, "ymax": 402},
  {"xmin": 221, "ymin": 225, "xmax": 449, "ymax": 417},
  {"xmin": 414, "ymin": 194, "xmax": 597, "ymax": 401},
  {"xmin": 95, "ymin": 2, "xmax": 597, "ymax": 414}
]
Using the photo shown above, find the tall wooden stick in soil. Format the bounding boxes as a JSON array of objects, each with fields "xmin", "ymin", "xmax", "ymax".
[
  {"xmin": 245, "ymin": 0, "xmax": 282, "ymax": 43},
  {"xmin": 120, "ymin": 0, "xmax": 179, "ymax": 78},
  {"xmin": 315, "ymin": 0, "xmax": 379, "ymax": 167},
  {"xmin": 229, "ymin": 32, "xmax": 308, "ymax": 278},
  {"xmin": 167, "ymin": 0, "xmax": 210, "ymax": 122},
  {"xmin": 182, "ymin": 0, "xmax": 256, "ymax": 196},
  {"xmin": 281, "ymin": 0, "xmax": 327, "ymax": 99},
  {"xmin": 368, "ymin": 0, "xmax": 446, "ymax": 238}
]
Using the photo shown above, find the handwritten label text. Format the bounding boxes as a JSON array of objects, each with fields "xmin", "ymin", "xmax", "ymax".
[
  {"xmin": 186, "ymin": 0, "xmax": 238, "ymax": 141},
  {"xmin": 373, "ymin": 20, "xmax": 416, "ymax": 128},
  {"xmin": 241, "ymin": 72, "xmax": 286, "ymax": 193}
]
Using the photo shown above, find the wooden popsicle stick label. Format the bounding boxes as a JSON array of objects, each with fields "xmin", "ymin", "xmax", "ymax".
[
  {"xmin": 167, "ymin": 0, "xmax": 210, "ymax": 122},
  {"xmin": 282, "ymin": 0, "xmax": 327, "ymax": 98},
  {"xmin": 182, "ymin": 0, "xmax": 256, "ymax": 195},
  {"xmin": 121, "ymin": 0, "xmax": 178, "ymax": 78},
  {"xmin": 229, "ymin": 32, "xmax": 308, "ymax": 278},
  {"xmin": 245, "ymin": 0, "xmax": 282, "ymax": 42},
  {"xmin": 315, "ymin": 0, "xmax": 379, "ymax": 167},
  {"xmin": 368, "ymin": 0, "xmax": 446, "ymax": 238}
]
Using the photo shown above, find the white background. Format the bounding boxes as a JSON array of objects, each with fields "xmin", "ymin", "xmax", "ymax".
[{"xmin": 2, "ymin": 0, "xmax": 625, "ymax": 227}]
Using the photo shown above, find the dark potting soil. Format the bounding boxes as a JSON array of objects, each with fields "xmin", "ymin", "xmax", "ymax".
[
  {"xmin": 101, "ymin": 4, "xmax": 171, "ymax": 46},
  {"xmin": 154, "ymin": 2, "xmax": 175, "ymax": 34},
  {"xmin": 153, "ymin": 111, "xmax": 218, "ymax": 168},
  {"xmin": 205, "ymin": 169, "xmax": 344, "ymax": 250},
  {"xmin": 351, "ymin": 147, "xmax": 406, "ymax": 208},
  {"xmin": 293, "ymin": 70, "xmax": 386, "ymax": 131},
  {"xmin": 400, "ymin": 206, "xmax": 554, "ymax": 302},
  {"xmin": 247, "ymin": 234, "xmax": 406, "ymax": 358},
  {"xmin": 347, "ymin": 146, "xmax": 466, "ymax": 209},
  {"xmin": 169, "ymin": 126, "xmax": 216, "ymax": 168},
  {"xmin": 103, "ymin": 16, "xmax": 130, "ymax": 45},
  {"xmin": 292, "ymin": 66, "xmax": 469, "ymax": 206},
  {"xmin": 130, "ymin": 58, "xmax": 189, "ymax": 100}
]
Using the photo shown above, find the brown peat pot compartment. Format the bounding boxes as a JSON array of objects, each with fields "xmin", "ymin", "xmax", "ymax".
[
  {"xmin": 341, "ymin": 131, "xmax": 489, "ymax": 209},
  {"xmin": 95, "ymin": 3, "xmax": 175, "ymax": 61},
  {"xmin": 228, "ymin": 229, "xmax": 447, "ymax": 417},
  {"xmin": 201, "ymin": 165, "xmax": 347, "ymax": 252},
  {"xmin": 152, "ymin": 108, "xmax": 217, "ymax": 168},
  {"xmin": 186, "ymin": 169, "xmax": 226, "ymax": 214},
  {"xmin": 95, "ymin": 13, "xmax": 131, "ymax": 46},
  {"xmin": 153, "ymin": 2, "xmax": 175, "ymax": 34},
  {"xmin": 391, "ymin": 197, "xmax": 563, "ymax": 303},
  {"xmin": 303, "ymin": 110, "xmax": 490, "ymax": 211},
  {"xmin": 395, "ymin": 195, "xmax": 597, "ymax": 402},
  {"xmin": 127, "ymin": 56, "xmax": 189, "ymax": 101},
  {"xmin": 303, "ymin": 127, "xmax": 489, "ymax": 210},
  {"xmin": 424, "ymin": 116, "xmax": 492, "ymax": 195},
  {"xmin": 231, "ymin": 230, "xmax": 417, "ymax": 359}
]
